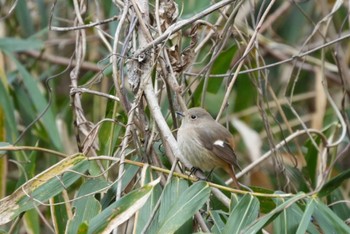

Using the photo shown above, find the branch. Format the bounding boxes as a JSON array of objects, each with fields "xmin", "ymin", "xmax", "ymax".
[{"xmin": 133, "ymin": 0, "xmax": 238, "ymax": 57}]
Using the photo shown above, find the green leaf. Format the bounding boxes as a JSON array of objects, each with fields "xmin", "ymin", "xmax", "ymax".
[
  {"xmin": 0, "ymin": 80, "xmax": 18, "ymax": 141},
  {"xmin": 303, "ymin": 137, "xmax": 320, "ymax": 188},
  {"xmin": 14, "ymin": 0, "xmax": 35, "ymax": 36},
  {"xmin": 87, "ymin": 179, "xmax": 160, "ymax": 234},
  {"xmin": 223, "ymin": 194, "xmax": 259, "ymax": 234},
  {"xmin": 318, "ymin": 168, "xmax": 350, "ymax": 198},
  {"xmin": 51, "ymin": 194, "xmax": 69, "ymax": 234},
  {"xmin": 158, "ymin": 178, "xmax": 190, "ymax": 225},
  {"xmin": 36, "ymin": 0, "xmax": 49, "ymax": 28},
  {"xmin": 145, "ymin": 178, "xmax": 189, "ymax": 234},
  {"xmin": 273, "ymin": 196, "xmax": 318, "ymax": 234},
  {"xmin": 327, "ymin": 189, "xmax": 350, "ymax": 220},
  {"xmin": 0, "ymin": 142, "xmax": 11, "ymax": 154},
  {"xmin": 23, "ymin": 209, "xmax": 40, "ymax": 234},
  {"xmin": 134, "ymin": 170, "xmax": 162, "ymax": 234},
  {"xmin": 210, "ymin": 210, "xmax": 226, "ymax": 234},
  {"xmin": 100, "ymin": 161, "xmax": 140, "ymax": 209},
  {"xmin": 208, "ymin": 45, "xmax": 237, "ymax": 93},
  {"xmin": 5, "ymin": 52, "xmax": 62, "ymax": 150},
  {"xmin": 0, "ymin": 154, "xmax": 89, "ymax": 225},
  {"xmin": 249, "ymin": 186, "xmax": 276, "ymax": 214},
  {"xmin": 66, "ymin": 179, "xmax": 110, "ymax": 234},
  {"xmin": 157, "ymin": 181, "xmax": 211, "ymax": 234},
  {"xmin": 296, "ymin": 198, "xmax": 316, "ymax": 234},
  {"xmin": 313, "ymin": 198, "xmax": 350, "ymax": 233},
  {"xmin": 243, "ymin": 192, "xmax": 306, "ymax": 233},
  {"xmin": 0, "ymin": 38, "xmax": 44, "ymax": 52}
]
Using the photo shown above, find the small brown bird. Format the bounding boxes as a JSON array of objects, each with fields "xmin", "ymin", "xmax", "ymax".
[{"xmin": 177, "ymin": 107, "xmax": 240, "ymax": 188}]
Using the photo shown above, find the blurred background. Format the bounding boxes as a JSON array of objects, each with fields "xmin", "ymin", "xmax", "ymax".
[{"xmin": 0, "ymin": 0, "xmax": 349, "ymax": 233}]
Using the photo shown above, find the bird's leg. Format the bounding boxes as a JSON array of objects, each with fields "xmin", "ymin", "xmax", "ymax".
[
  {"xmin": 189, "ymin": 167, "xmax": 199, "ymax": 176},
  {"xmin": 191, "ymin": 167, "xmax": 208, "ymax": 181},
  {"xmin": 190, "ymin": 167, "xmax": 199, "ymax": 176},
  {"xmin": 188, "ymin": 167, "xmax": 206, "ymax": 180},
  {"xmin": 206, "ymin": 169, "xmax": 215, "ymax": 181},
  {"xmin": 186, "ymin": 167, "xmax": 198, "ymax": 180}
]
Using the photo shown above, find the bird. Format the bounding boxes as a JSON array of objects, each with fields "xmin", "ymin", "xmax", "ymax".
[{"xmin": 177, "ymin": 107, "xmax": 240, "ymax": 188}]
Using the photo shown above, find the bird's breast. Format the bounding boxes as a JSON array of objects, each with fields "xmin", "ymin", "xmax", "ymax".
[{"xmin": 177, "ymin": 127, "xmax": 226, "ymax": 171}]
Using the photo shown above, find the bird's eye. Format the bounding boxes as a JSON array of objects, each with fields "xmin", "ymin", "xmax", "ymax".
[{"xmin": 190, "ymin": 114, "xmax": 197, "ymax": 120}]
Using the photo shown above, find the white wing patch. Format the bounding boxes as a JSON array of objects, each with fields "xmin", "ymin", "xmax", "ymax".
[{"xmin": 214, "ymin": 140, "xmax": 225, "ymax": 147}]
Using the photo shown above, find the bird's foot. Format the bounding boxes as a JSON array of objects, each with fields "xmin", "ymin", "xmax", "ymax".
[{"xmin": 189, "ymin": 167, "xmax": 208, "ymax": 181}]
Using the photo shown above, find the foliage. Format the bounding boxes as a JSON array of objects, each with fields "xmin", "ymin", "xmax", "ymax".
[{"xmin": 0, "ymin": 0, "xmax": 349, "ymax": 233}]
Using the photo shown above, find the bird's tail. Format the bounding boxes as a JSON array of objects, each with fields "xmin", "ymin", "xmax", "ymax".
[{"xmin": 224, "ymin": 164, "xmax": 240, "ymax": 189}]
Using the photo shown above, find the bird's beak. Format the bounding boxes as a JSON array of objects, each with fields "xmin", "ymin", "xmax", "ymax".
[{"xmin": 176, "ymin": 111, "xmax": 184, "ymax": 117}]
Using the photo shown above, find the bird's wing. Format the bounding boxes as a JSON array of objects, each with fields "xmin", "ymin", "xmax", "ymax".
[{"xmin": 195, "ymin": 124, "xmax": 239, "ymax": 168}]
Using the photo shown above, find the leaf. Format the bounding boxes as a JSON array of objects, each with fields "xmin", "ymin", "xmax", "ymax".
[
  {"xmin": 313, "ymin": 198, "xmax": 350, "ymax": 233},
  {"xmin": 243, "ymin": 192, "xmax": 306, "ymax": 233},
  {"xmin": 303, "ymin": 137, "xmax": 320, "ymax": 187},
  {"xmin": 327, "ymin": 189, "xmax": 350, "ymax": 220},
  {"xmin": 87, "ymin": 178, "xmax": 160, "ymax": 234},
  {"xmin": 0, "ymin": 80, "xmax": 18, "ymax": 141},
  {"xmin": 23, "ymin": 209, "xmax": 40, "ymax": 234},
  {"xmin": 133, "ymin": 170, "xmax": 162, "ymax": 234},
  {"xmin": 318, "ymin": 168, "xmax": 350, "ymax": 198},
  {"xmin": 100, "ymin": 162, "xmax": 140, "ymax": 209},
  {"xmin": 0, "ymin": 154, "xmax": 89, "ymax": 225},
  {"xmin": 145, "ymin": 178, "xmax": 189, "ymax": 234},
  {"xmin": 158, "ymin": 178, "xmax": 189, "ymax": 224},
  {"xmin": 296, "ymin": 198, "xmax": 316, "ymax": 234},
  {"xmin": 66, "ymin": 179, "xmax": 111, "ymax": 234},
  {"xmin": 246, "ymin": 186, "xmax": 276, "ymax": 214},
  {"xmin": 210, "ymin": 210, "xmax": 226, "ymax": 234},
  {"xmin": 0, "ymin": 38, "xmax": 43, "ymax": 52},
  {"xmin": 14, "ymin": 0, "xmax": 35, "ymax": 36},
  {"xmin": 157, "ymin": 181, "xmax": 211, "ymax": 234},
  {"xmin": 5, "ymin": 52, "xmax": 62, "ymax": 150},
  {"xmin": 50, "ymin": 194, "xmax": 69, "ymax": 234},
  {"xmin": 208, "ymin": 45, "xmax": 237, "ymax": 93},
  {"xmin": 194, "ymin": 46, "xmax": 239, "ymax": 104},
  {"xmin": 223, "ymin": 194, "xmax": 259, "ymax": 234},
  {"xmin": 0, "ymin": 142, "xmax": 11, "ymax": 154},
  {"xmin": 273, "ymin": 196, "xmax": 319, "ymax": 234}
]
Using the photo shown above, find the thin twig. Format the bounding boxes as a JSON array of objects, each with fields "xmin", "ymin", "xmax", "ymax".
[
  {"xmin": 70, "ymin": 87, "xmax": 120, "ymax": 102},
  {"xmin": 50, "ymin": 15, "xmax": 119, "ymax": 31},
  {"xmin": 0, "ymin": 0, "xmax": 18, "ymax": 20},
  {"xmin": 0, "ymin": 145, "xmax": 67, "ymax": 158},
  {"xmin": 21, "ymin": 50, "xmax": 101, "ymax": 71},
  {"xmin": 236, "ymin": 129, "xmax": 329, "ymax": 179},
  {"xmin": 133, "ymin": 0, "xmax": 238, "ymax": 57},
  {"xmin": 216, "ymin": 0, "xmax": 277, "ymax": 120}
]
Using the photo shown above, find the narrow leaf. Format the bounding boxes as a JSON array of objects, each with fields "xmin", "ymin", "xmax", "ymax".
[
  {"xmin": 5, "ymin": 52, "xmax": 62, "ymax": 150},
  {"xmin": 0, "ymin": 38, "xmax": 43, "ymax": 52},
  {"xmin": 50, "ymin": 194, "xmax": 69, "ymax": 234},
  {"xmin": 0, "ymin": 154, "xmax": 88, "ymax": 225},
  {"xmin": 158, "ymin": 178, "xmax": 189, "ymax": 224},
  {"xmin": 66, "ymin": 179, "xmax": 110, "ymax": 234},
  {"xmin": 296, "ymin": 198, "xmax": 316, "ymax": 234},
  {"xmin": 223, "ymin": 194, "xmax": 259, "ymax": 234},
  {"xmin": 134, "ymin": 171, "xmax": 162, "ymax": 234},
  {"xmin": 210, "ymin": 210, "xmax": 226, "ymax": 234},
  {"xmin": 0, "ymin": 80, "xmax": 18, "ymax": 141},
  {"xmin": 243, "ymin": 192, "xmax": 306, "ymax": 233},
  {"xmin": 87, "ymin": 178, "xmax": 160, "ymax": 234},
  {"xmin": 313, "ymin": 199, "xmax": 350, "ymax": 233},
  {"xmin": 318, "ymin": 168, "xmax": 350, "ymax": 198},
  {"xmin": 157, "ymin": 181, "xmax": 211, "ymax": 234},
  {"xmin": 144, "ymin": 177, "xmax": 189, "ymax": 234}
]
